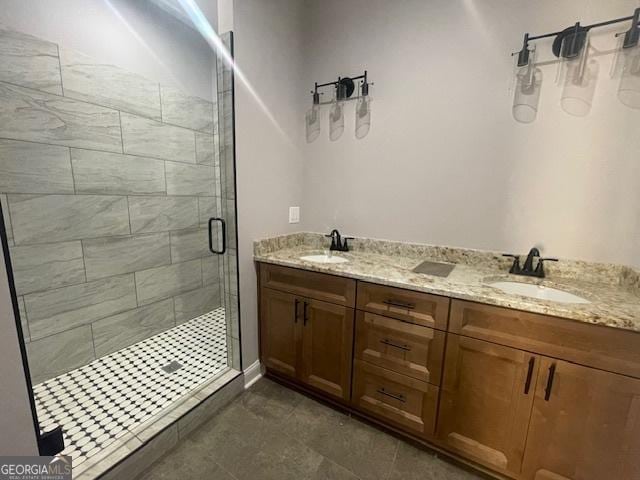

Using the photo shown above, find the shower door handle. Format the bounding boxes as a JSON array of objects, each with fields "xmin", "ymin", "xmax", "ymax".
[{"xmin": 208, "ymin": 217, "xmax": 226, "ymax": 254}]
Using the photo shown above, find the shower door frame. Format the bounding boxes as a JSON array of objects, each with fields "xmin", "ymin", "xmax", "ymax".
[{"xmin": 0, "ymin": 30, "xmax": 243, "ymax": 458}]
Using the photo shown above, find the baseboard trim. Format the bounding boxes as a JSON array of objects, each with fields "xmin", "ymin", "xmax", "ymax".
[{"xmin": 243, "ymin": 360, "xmax": 263, "ymax": 389}]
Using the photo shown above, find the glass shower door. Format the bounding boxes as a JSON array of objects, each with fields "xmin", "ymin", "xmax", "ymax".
[{"xmin": 0, "ymin": 2, "xmax": 239, "ymax": 470}]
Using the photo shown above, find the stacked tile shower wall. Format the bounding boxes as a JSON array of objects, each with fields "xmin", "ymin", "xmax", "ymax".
[{"xmin": 0, "ymin": 27, "xmax": 229, "ymax": 384}]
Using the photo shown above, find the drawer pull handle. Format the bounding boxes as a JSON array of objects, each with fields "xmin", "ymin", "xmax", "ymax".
[
  {"xmin": 376, "ymin": 388, "xmax": 406, "ymax": 403},
  {"xmin": 524, "ymin": 357, "xmax": 535, "ymax": 394},
  {"xmin": 383, "ymin": 299, "xmax": 416, "ymax": 310},
  {"xmin": 544, "ymin": 363, "xmax": 556, "ymax": 401},
  {"xmin": 380, "ymin": 339, "xmax": 411, "ymax": 352}
]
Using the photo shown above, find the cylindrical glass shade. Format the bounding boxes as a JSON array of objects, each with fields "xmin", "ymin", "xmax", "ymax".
[
  {"xmin": 618, "ymin": 44, "xmax": 640, "ymax": 109},
  {"xmin": 305, "ymin": 104, "xmax": 321, "ymax": 143},
  {"xmin": 355, "ymin": 95, "xmax": 371, "ymax": 138},
  {"xmin": 559, "ymin": 34, "xmax": 598, "ymax": 117},
  {"xmin": 513, "ymin": 67, "xmax": 542, "ymax": 123},
  {"xmin": 329, "ymin": 101, "xmax": 344, "ymax": 141},
  {"xmin": 561, "ymin": 58, "xmax": 599, "ymax": 116}
]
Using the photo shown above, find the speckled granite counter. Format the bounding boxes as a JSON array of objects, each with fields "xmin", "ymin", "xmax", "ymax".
[{"xmin": 254, "ymin": 233, "xmax": 640, "ymax": 333}]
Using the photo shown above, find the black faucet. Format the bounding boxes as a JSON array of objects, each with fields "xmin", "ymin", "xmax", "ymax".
[
  {"xmin": 325, "ymin": 229, "xmax": 353, "ymax": 252},
  {"xmin": 503, "ymin": 247, "xmax": 558, "ymax": 278}
]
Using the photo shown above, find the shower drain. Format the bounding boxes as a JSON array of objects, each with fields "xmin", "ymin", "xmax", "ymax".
[{"xmin": 161, "ymin": 361, "xmax": 183, "ymax": 373}]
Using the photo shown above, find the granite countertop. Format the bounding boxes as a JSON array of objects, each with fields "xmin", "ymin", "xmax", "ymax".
[{"xmin": 254, "ymin": 234, "xmax": 640, "ymax": 334}]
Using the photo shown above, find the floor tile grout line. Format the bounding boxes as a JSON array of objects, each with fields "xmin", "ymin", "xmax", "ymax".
[{"xmin": 384, "ymin": 440, "xmax": 400, "ymax": 480}]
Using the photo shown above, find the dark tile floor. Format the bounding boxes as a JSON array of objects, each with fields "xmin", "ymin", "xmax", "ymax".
[{"xmin": 137, "ymin": 378, "xmax": 485, "ymax": 480}]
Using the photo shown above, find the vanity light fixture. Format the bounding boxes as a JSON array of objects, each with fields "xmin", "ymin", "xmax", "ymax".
[
  {"xmin": 512, "ymin": 8, "xmax": 640, "ymax": 120},
  {"xmin": 306, "ymin": 71, "xmax": 372, "ymax": 142}
]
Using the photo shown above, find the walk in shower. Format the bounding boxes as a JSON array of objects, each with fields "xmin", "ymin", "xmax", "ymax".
[{"xmin": 0, "ymin": 1, "xmax": 240, "ymax": 476}]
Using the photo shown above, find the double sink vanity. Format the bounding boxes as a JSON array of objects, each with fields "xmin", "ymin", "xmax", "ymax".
[{"xmin": 254, "ymin": 232, "xmax": 640, "ymax": 480}]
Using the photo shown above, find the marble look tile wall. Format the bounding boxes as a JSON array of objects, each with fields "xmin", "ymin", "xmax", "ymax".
[{"xmin": 0, "ymin": 27, "xmax": 227, "ymax": 384}]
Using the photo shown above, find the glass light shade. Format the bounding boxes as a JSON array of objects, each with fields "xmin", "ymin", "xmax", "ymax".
[
  {"xmin": 561, "ymin": 58, "xmax": 599, "ymax": 116},
  {"xmin": 513, "ymin": 66, "xmax": 542, "ymax": 123},
  {"xmin": 618, "ymin": 44, "xmax": 640, "ymax": 109},
  {"xmin": 305, "ymin": 104, "xmax": 321, "ymax": 143},
  {"xmin": 329, "ymin": 101, "xmax": 344, "ymax": 141},
  {"xmin": 355, "ymin": 95, "xmax": 371, "ymax": 138},
  {"xmin": 559, "ymin": 35, "xmax": 598, "ymax": 117}
]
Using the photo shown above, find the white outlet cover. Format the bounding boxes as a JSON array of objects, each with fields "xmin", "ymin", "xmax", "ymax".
[{"xmin": 289, "ymin": 206, "xmax": 300, "ymax": 224}]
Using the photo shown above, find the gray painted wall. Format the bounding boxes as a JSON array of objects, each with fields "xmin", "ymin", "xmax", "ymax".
[
  {"xmin": 302, "ymin": 0, "xmax": 640, "ymax": 268},
  {"xmin": 234, "ymin": 0, "xmax": 308, "ymax": 367},
  {"xmin": 233, "ymin": 0, "xmax": 640, "ymax": 370}
]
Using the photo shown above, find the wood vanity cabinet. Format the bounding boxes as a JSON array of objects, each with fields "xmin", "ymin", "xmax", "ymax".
[
  {"xmin": 352, "ymin": 359, "xmax": 439, "ymax": 439},
  {"xmin": 260, "ymin": 288, "xmax": 299, "ymax": 378},
  {"xmin": 351, "ymin": 285, "xmax": 449, "ymax": 440},
  {"xmin": 259, "ymin": 263, "xmax": 640, "ymax": 480},
  {"xmin": 300, "ymin": 298, "xmax": 354, "ymax": 400},
  {"xmin": 437, "ymin": 334, "xmax": 538, "ymax": 476},
  {"xmin": 259, "ymin": 265, "xmax": 356, "ymax": 402},
  {"xmin": 521, "ymin": 358, "xmax": 640, "ymax": 480},
  {"xmin": 440, "ymin": 300, "xmax": 640, "ymax": 480},
  {"xmin": 357, "ymin": 281, "xmax": 449, "ymax": 330},
  {"xmin": 354, "ymin": 310, "xmax": 445, "ymax": 384}
]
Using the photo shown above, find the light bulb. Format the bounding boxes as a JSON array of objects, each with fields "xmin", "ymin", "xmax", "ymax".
[
  {"xmin": 329, "ymin": 100, "xmax": 344, "ymax": 141},
  {"xmin": 305, "ymin": 104, "xmax": 321, "ymax": 143},
  {"xmin": 355, "ymin": 95, "xmax": 371, "ymax": 138}
]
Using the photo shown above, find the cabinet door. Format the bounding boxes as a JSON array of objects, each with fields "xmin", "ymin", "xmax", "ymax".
[
  {"xmin": 260, "ymin": 288, "xmax": 301, "ymax": 378},
  {"xmin": 521, "ymin": 358, "xmax": 640, "ymax": 480},
  {"xmin": 437, "ymin": 334, "xmax": 539, "ymax": 476},
  {"xmin": 300, "ymin": 298, "xmax": 354, "ymax": 401}
]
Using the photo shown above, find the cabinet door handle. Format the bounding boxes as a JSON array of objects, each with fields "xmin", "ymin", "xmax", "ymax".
[
  {"xmin": 524, "ymin": 357, "xmax": 535, "ymax": 394},
  {"xmin": 380, "ymin": 339, "xmax": 411, "ymax": 352},
  {"xmin": 383, "ymin": 299, "xmax": 416, "ymax": 310},
  {"xmin": 293, "ymin": 299, "xmax": 299, "ymax": 323},
  {"xmin": 376, "ymin": 388, "xmax": 406, "ymax": 403},
  {"xmin": 544, "ymin": 363, "xmax": 556, "ymax": 401},
  {"xmin": 303, "ymin": 301, "xmax": 309, "ymax": 326}
]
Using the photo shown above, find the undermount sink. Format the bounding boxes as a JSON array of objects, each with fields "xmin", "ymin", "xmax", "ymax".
[
  {"xmin": 487, "ymin": 281, "xmax": 590, "ymax": 304},
  {"xmin": 299, "ymin": 254, "xmax": 349, "ymax": 264}
]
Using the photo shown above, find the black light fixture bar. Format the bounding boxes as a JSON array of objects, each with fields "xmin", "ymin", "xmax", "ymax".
[
  {"xmin": 315, "ymin": 71, "xmax": 367, "ymax": 90},
  {"xmin": 311, "ymin": 71, "xmax": 369, "ymax": 103},
  {"xmin": 515, "ymin": 8, "xmax": 640, "ymax": 66}
]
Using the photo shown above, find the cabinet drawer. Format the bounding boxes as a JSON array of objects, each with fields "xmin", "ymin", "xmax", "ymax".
[
  {"xmin": 450, "ymin": 300, "xmax": 640, "ymax": 379},
  {"xmin": 356, "ymin": 282, "xmax": 449, "ymax": 330},
  {"xmin": 355, "ymin": 311, "xmax": 445, "ymax": 385},
  {"xmin": 260, "ymin": 263, "xmax": 356, "ymax": 307},
  {"xmin": 352, "ymin": 359, "xmax": 438, "ymax": 439}
]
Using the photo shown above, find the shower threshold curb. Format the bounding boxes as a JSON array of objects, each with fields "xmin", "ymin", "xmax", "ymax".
[{"xmin": 73, "ymin": 368, "xmax": 243, "ymax": 480}]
